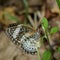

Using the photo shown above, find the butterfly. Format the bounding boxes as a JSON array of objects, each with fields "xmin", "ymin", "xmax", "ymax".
[{"xmin": 5, "ymin": 23, "xmax": 41, "ymax": 54}]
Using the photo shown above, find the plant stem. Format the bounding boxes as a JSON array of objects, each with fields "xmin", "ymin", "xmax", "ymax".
[
  {"xmin": 37, "ymin": 48, "xmax": 40, "ymax": 60},
  {"xmin": 22, "ymin": 0, "xmax": 29, "ymax": 24},
  {"xmin": 43, "ymin": 27, "xmax": 55, "ymax": 60},
  {"xmin": 22, "ymin": 0, "xmax": 28, "ymax": 19},
  {"xmin": 42, "ymin": 25, "xmax": 54, "ymax": 50},
  {"xmin": 36, "ymin": 38, "xmax": 43, "ymax": 60}
]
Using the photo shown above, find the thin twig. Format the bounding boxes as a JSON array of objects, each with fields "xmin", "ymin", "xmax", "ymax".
[
  {"xmin": 36, "ymin": 44, "xmax": 41, "ymax": 60},
  {"xmin": 34, "ymin": 12, "xmax": 38, "ymax": 29},
  {"xmin": 36, "ymin": 38, "xmax": 42, "ymax": 60},
  {"xmin": 28, "ymin": 15, "xmax": 35, "ymax": 28},
  {"xmin": 36, "ymin": 11, "xmax": 44, "ymax": 27}
]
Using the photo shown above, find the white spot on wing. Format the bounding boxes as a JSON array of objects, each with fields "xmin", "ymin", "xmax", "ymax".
[{"xmin": 12, "ymin": 25, "xmax": 21, "ymax": 39}]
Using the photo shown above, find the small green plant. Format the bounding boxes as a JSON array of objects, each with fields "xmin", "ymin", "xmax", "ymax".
[
  {"xmin": 42, "ymin": 50, "xmax": 51, "ymax": 60},
  {"xmin": 50, "ymin": 27, "xmax": 58, "ymax": 35},
  {"xmin": 41, "ymin": 17, "xmax": 48, "ymax": 29},
  {"xmin": 41, "ymin": 17, "xmax": 58, "ymax": 60}
]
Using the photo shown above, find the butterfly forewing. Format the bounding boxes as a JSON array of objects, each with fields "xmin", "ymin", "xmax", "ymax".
[{"xmin": 6, "ymin": 24, "xmax": 34, "ymax": 43}]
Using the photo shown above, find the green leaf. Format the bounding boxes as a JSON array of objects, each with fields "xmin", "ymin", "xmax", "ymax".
[
  {"xmin": 56, "ymin": 0, "xmax": 60, "ymax": 10},
  {"xmin": 50, "ymin": 27, "xmax": 58, "ymax": 34},
  {"xmin": 57, "ymin": 47, "xmax": 60, "ymax": 52},
  {"xmin": 5, "ymin": 13, "xmax": 19, "ymax": 22},
  {"xmin": 42, "ymin": 50, "xmax": 51, "ymax": 60},
  {"xmin": 41, "ymin": 17, "xmax": 48, "ymax": 29}
]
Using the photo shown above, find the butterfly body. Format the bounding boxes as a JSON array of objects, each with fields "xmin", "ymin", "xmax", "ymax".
[{"xmin": 6, "ymin": 23, "xmax": 40, "ymax": 54}]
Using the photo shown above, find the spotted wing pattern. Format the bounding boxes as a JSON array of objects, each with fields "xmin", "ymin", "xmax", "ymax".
[{"xmin": 5, "ymin": 23, "xmax": 40, "ymax": 54}]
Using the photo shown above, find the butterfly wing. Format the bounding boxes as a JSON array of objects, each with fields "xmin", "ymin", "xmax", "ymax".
[
  {"xmin": 6, "ymin": 23, "xmax": 34, "ymax": 44},
  {"xmin": 6, "ymin": 23, "xmax": 40, "ymax": 54}
]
